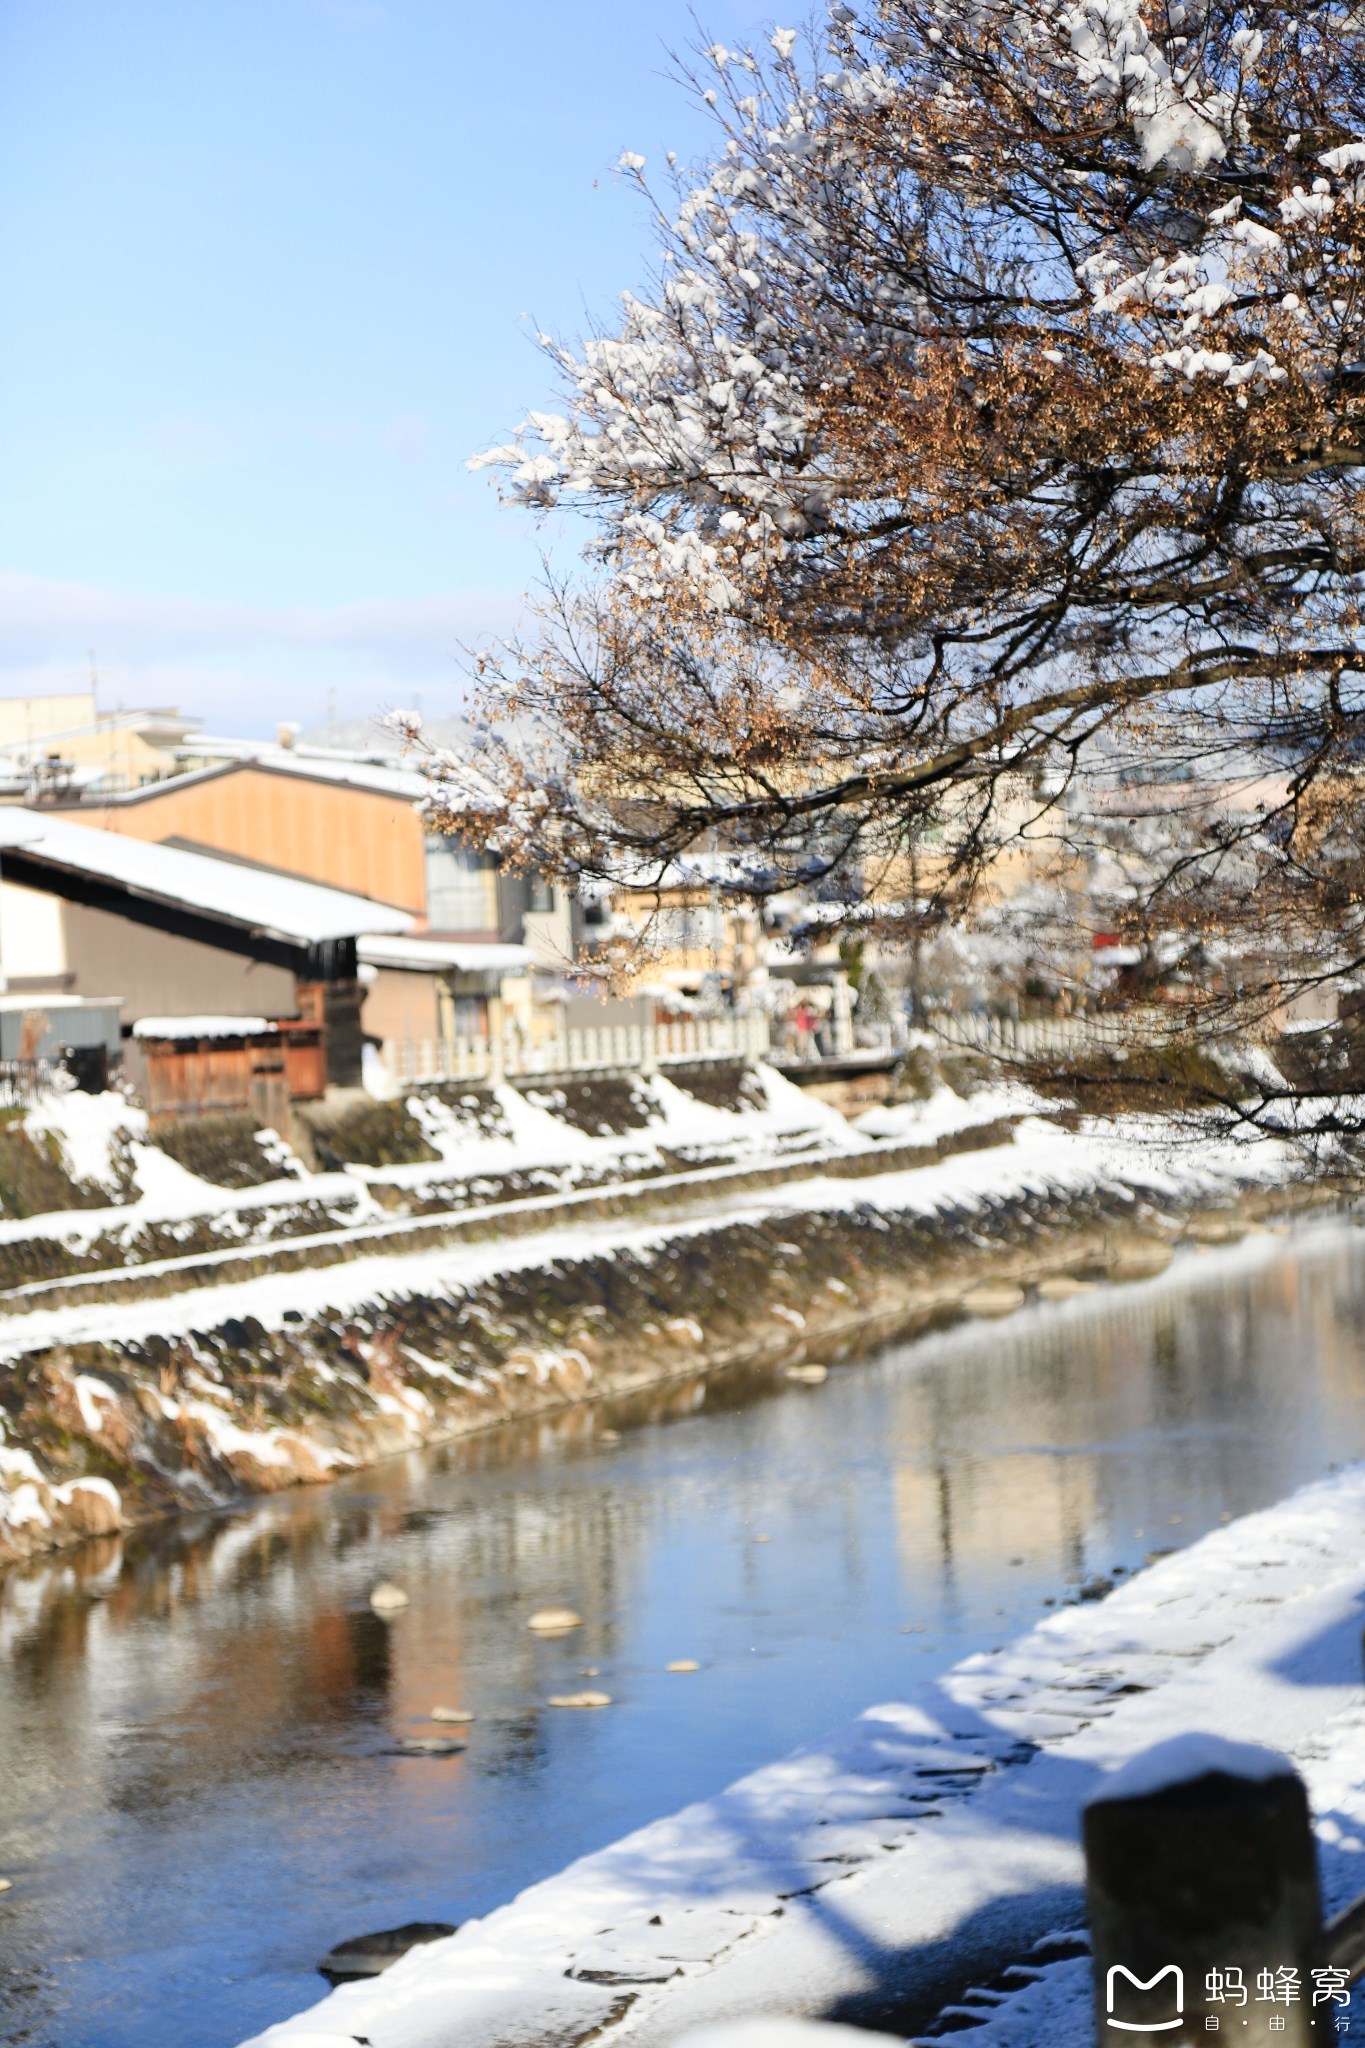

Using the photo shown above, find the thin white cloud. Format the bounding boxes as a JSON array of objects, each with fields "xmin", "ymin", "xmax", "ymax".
[{"xmin": 0, "ymin": 571, "xmax": 524, "ymax": 735}]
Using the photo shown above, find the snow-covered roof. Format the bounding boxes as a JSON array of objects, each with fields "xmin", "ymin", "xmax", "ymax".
[
  {"xmin": 133, "ymin": 1015, "xmax": 271, "ymax": 1041},
  {"xmin": 0, "ymin": 810, "xmax": 413, "ymax": 948},
  {"xmin": 357, "ymin": 934, "xmax": 532, "ymax": 974},
  {"xmin": 89, "ymin": 743, "xmax": 430, "ymax": 805},
  {"xmin": 0, "ymin": 992, "xmax": 122, "ymax": 1013},
  {"xmin": 200, "ymin": 743, "xmax": 427, "ymax": 798}
]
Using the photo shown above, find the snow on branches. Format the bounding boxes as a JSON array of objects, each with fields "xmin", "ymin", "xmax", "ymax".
[
  {"xmin": 474, "ymin": 0, "xmax": 1365, "ymax": 612},
  {"xmin": 443, "ymin": 0, "xmax": 1365, "ymax": 1053}
]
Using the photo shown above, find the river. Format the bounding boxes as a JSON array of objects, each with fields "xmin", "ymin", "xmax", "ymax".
[{"xmin": 3, "ymin": 1219, "xmax": 1365, "ymax": 2048}]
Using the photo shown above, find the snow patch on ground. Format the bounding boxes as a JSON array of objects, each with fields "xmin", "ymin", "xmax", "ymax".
[
  {"xmin": 852, "ymin": 1079, "xmax": 1049, "ymax": 1146},
  {"xmin": 23, "ymin": 1087, "xmax": 144, "ymax": 1192},
  {"xmin": 349, "ymin": 1062, "xmax": 862, "ymax": 1195}
]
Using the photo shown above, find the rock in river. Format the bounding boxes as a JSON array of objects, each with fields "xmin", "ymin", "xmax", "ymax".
[
  {"xmin": 393, "ymin": 1735, "xmax": 466, "ymax": 1756},
  {"xmin": 369, "ymin": 1582, "xmax": 409, "ymax": 1614},
  {"xmin": 960, "ymin": 1284, "xmax": 1027, "ymax": 1318},
  {"xmin": 430, "ymin": 1705, "xmax": 475, "ymax": 1724},
  {"xmin": 319, "ymin": 1920, "xmax": 456, "ymax": 1982},
  {"xmin": 1036, "ymin": 1275, "xmax": 1093, "ymax": 1300},
  {"xmin": 547, "ymin": 1690, "xmax": 611, "ymax": 1709},
  {"xmin": 528, "ymin": 1606, "xmax": 582, "ymax": 1634}
]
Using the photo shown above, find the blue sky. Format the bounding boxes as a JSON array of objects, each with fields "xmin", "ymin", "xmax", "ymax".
[{"xmin": 0, "ymin": 0, "xmax": 777, "ymax": 736}]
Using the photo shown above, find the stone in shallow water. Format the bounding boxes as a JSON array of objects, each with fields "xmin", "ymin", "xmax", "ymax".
[
  {"xmin": 784, "ymin": 1363, "xmax": 828, "ymax": 1384},
  {"xmin": 547, "ymin": 1690, "xmax": 611, "ymax": 1709},
  {"xmin": 0, "ymin": 1878, "xmax": 11, "ymax": 1894},
  {"xmin": 528, "ymin": 1606, "xmax": 582, "ymax": 1634},
  {"xmin": 369, "ymin": 1582, "xmax": 409, "ymax": 1614},
  {"xmin": 1107, "ymin": 1240, "xmax": 1173, "ymax": 1280},
  {"xmin": 666, "ymin": 1660, "xmax": 700, "ymax": 1673},
  {"xmin": 394, "ymin": 1734, "xmax": 467, "ymax": 1755},
  {"xmin": 318, "ymin": 1920, "xmax": 456, "ymax": 1982},
  {"xmin": 1037, "ymin": 1275, "xmax": 1093, "ymax": 1300},
  {"xmin": 430, "ymin": 1705, "xmax": 475, "ymax": 1723},
  {"xmin": 960, "ymin": 1284, "xmax": 1027, "ymax": 1318}
]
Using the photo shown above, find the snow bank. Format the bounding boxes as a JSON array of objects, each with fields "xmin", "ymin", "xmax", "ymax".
[
  {"xmin": 852, "ymin": 1078, "xmax": 1048, "ymax": 1146},
  {"xmin": 0, "ymin": 1115, "xmax": 1296, "ymax": 1364},
  {"xmin": 347, "ymin": 1062, "xmax": 864, "ymax": 1195},
  {"xmin": 239, "ymin": 1459, "xmax": 1365, "ymax": 2048},
  {"xmin": 23, "ymin": 1086, "xmax": 143, "ymax": 1193}
]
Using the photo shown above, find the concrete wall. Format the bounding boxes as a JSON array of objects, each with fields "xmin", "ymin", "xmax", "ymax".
[
  {"xmin": 356, "ymin": 966, "xmax": 442, "ymax": 1049},
  {"xmin": 62, "ymin": 902, "xmax": 296, "ymax": 1022},
  {"xmin": 522, "ymin": 888, "xmax": 575, "ymax": 970},
  {"xmin": 0, "ymin": 883, "xmax": 71, "ymax": 989}
]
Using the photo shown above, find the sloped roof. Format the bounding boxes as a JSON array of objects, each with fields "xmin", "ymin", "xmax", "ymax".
[
  {"xmin": 358, "ymin": 934, "xmax": 532, "ymax": 973},
  {"xmin": 0, "ymin": 809, "xmax": 412, "ymax": 948}
]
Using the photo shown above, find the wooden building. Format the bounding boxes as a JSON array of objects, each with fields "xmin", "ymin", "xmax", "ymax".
[
  {"xmin": 51, "ymin": 742, "xmax": 576, "ymax": 1069},
  {"xmin": 0, "ymin": 809, "xmax": 412, "ymax": 1100}
]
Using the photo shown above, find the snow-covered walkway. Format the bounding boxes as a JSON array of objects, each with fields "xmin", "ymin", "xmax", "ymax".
[{"xmin": 241, "ymin": 1462, "xmax": 1365, "ymax": 2048}]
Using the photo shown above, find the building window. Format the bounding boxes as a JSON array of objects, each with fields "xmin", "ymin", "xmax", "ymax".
[
  {"xmin": 528, "ymin": 876, "xmax": 555, "ymax": 913},
  {"xmin": 425, "ymin": 837, "xmax": 490, "ymax": 930}
]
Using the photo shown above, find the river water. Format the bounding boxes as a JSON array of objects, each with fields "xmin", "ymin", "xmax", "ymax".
[{"xmin": 4, "ymin": 1220, "xmax": 1365, "ymax": 2048}]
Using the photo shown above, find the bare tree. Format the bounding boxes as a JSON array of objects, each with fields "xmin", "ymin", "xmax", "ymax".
[{"xmin": 424, "ymin": 0, "xmax": 1365, "ymax": 1056}]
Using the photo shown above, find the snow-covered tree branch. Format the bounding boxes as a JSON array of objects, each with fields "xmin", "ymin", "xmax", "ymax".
[{"xmin": 425, "ymin": 0, "xmax": 1365, "ymax": 1039}]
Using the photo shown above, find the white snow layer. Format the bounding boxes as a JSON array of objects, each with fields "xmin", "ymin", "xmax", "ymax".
[
  {"xmin": 0, "ymin": 1115, "xmax": 1297, "ymax": 1365},
  {"xmin": 239, "ymin": 1457, "xmax": 1365, "ymax": 2048},
  {"xmin": 132, "ymin": 1015, "xmax": 271, "ymax": 1040},
  {"xmin": 0, "ymin": 808, "xmax": 412, "ymax": 944}
]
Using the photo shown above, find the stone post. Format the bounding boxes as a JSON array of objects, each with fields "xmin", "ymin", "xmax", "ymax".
[{"xmin": 1084, "ymin": 1736, "xmax": 1323, "ymax": 2047}]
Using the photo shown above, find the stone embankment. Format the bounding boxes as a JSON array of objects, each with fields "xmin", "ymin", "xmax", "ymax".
[{"xmin": 0, "ymin": 1084, "xmax": 1344, "ymax": 1570}]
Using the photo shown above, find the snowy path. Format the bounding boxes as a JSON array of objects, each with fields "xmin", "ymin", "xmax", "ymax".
[{"xmin": 240, "ymin": 1462, "xmax": 1365, "ymax": 2048}]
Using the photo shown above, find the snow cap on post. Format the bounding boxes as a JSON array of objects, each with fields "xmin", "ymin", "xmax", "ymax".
[{"xmin": 1088, "ymin": 1731, "xmax": 1299, "ymax": 1805}]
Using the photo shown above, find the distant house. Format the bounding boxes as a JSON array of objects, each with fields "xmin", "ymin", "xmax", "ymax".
[
  {"xmin": 0, "ymin": 689, "xmax": 203, "ymax": 797},
  {"xmin": 45, "ymin": 740, "xmax": 576, "ymax": 1069},
  {"xmin": 0, "ymin": 808, "xmax": 411, "ymax": 1097}
]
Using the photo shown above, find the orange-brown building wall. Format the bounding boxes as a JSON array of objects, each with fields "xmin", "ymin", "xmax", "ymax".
[{"xmin": 67, "ymin": 768, "xmax": 428, "ymax": 915}]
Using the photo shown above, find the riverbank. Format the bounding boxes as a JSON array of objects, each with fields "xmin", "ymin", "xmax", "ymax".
[
  {"xmin": 240, "ymin": 1453, "xmax": 1365, "ymax": 2048},
  {"xmin": 8, "ymin": 1212, "xmax": 1365, "ymax": 2048},
  {"xmin": 0, "ymin": 1095, "xmax": 1350, "ymax": 1570}
]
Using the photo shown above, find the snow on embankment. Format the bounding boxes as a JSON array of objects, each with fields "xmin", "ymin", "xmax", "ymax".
[
  {"xmin": 0, "ymin": 1112, "xmax": 1323, "ymax": 1568},
  {"xmin": 0, "ymin": 1065, "xmax": 858, "ymax": 1288},
  {"xmin": 240, "ymin": 1463, "xmax": 1365, "ymax": 2048}
]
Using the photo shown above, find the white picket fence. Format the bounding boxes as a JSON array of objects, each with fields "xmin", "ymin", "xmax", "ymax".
[
  {"xmin": 929, "ymin": 1009, "xmax": 1172, "ymax": 1058},
  {"xmin": 385, "ymin": 1011, "xmax": 772, "ymax": 1086}
]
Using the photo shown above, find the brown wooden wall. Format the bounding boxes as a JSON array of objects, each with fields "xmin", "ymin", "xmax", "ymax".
[
  {"xmin": 69, "ymin": 765, "xmax": 427, "ymax": 913},
  {"xmin": 143, "ymin": 1027, "xmax": 325, "ymax": 1125}
]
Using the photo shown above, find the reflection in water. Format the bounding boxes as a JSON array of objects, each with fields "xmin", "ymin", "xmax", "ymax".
[{"xmin": 3, "ymin": 1223, "xmax": 1365, "ymax": 2048}]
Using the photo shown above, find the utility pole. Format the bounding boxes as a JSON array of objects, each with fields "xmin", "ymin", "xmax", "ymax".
[{"xmin": 909, "ymin": 839, "xmax": 924, "ymax": 1030}]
